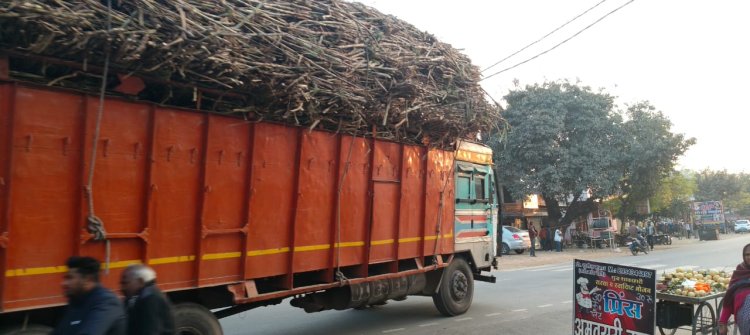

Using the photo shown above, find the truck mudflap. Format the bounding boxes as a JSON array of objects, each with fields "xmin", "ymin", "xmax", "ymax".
[{"xmin": 473, "ymin": 272, "xmax": 496, "ymax": 283}]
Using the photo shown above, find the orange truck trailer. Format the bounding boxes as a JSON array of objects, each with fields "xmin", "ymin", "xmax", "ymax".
[{"xmin": 0, "ymin": 69, "xmax": 499, "ymax": 334}]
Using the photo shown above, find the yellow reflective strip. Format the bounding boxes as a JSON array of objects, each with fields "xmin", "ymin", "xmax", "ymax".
[
  {"xmin": 334, "ymin": 241, "xmax": 365, "ymax": 248},
  {"xmin": 202, "ymin": 252, "xmax": 242, "ymax": 260},
  {"xmin": 247, "ymin": 247, "xmax": 290, "ymax": 257},
  {"xmin": 371, "ymin": 239, "xmax": 394, "ymax": 246},
  {"xmin": 148, "ymin": 255, "xmax": 195, "ymax": 265},
  {"xmin": 294, "ymin": 244, "xmax": 330, "ymax": 252},
  {"xmin": 5, "ymin": 259, "xmax": 142, "ymax": 278},
  {"xmin": 4, "ymin": 233, "xmax": 455, "ymax": 277},
  {"xmin": 5, "ymin": 266, "xmax": 68, "ymax": 277},
  {"xmin": 398, "ymin": 237, "xmax": 422, "ymax": 243},
  {"xmin": 107, "ymin": 260, "xmax": 142, "ymax": 269},
  {"xmin": 425, "ymin": 232, "xmax": 454, "ymax": 241}
]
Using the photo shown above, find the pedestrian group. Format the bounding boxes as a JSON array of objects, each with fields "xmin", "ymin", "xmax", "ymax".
[{"xmin": 52, "ymin": 256, "xmax": 175, "ymax": 335}]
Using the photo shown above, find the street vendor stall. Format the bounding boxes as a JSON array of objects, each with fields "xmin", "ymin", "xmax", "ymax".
[
  {"xmin": 571, "ymin": 217, "xmax": 617, "ymax": 249},
  {"xmin": 656, "ymin": 292, "xmax": 725, "ymax": 335},
  {"xmin": 656, "ymin": 268, "xmax": 734, "ymax": 335}
]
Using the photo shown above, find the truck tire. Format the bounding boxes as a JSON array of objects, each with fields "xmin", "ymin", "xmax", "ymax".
[
  {"xmin": 174, "ymin": 303, "xmax": 223, "ymax": 335},
  {"xmin": 432, "ymin": 258, "xmax": 474, "ymax": 316},
  {"xmin": 0, "ymin": 325, "xmax": 53, "ymax": 335}
]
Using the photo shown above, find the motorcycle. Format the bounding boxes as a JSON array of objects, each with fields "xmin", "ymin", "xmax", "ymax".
[
  {"xmin": 627, "ymin": 234, "xmax": 649, "ymax": 256},
  {"xmin": 654, "ymin": 233, "xmax": 672, "ymax": 245}
]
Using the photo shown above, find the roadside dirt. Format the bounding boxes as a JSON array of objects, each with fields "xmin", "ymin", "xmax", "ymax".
[{"xmin": 496, "ymin": 232, "xmax": 746, "ymax": 271}]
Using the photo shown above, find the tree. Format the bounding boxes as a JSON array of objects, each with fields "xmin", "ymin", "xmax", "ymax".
[
  {"xmin": 615, "ymin": 102, "xmax": 696, "ymax": 219},
  {"xmin": 694, "ymin": 169, "xmax": 742, "ymax": 202},
  {"xmin": 491, "ymin": 81, "xmax": 625, "ymax": 227},
  {"xmin": 696, "ymin": 170, "xmax": 750, "ymax": 217},
  {"xmin": 649, "ymin": 171, "xmax": 697, "ymax": 220},
  {"xmin": 490, "ymin": 81, "xmax": 695, "ymax": 227}
]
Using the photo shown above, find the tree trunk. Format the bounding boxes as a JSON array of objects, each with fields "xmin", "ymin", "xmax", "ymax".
[
  {"xmin": 542, "ymin": 193, "xmax": 562, "ymax": 227},
  {"xmin": 562, "ymin": 197, "xmax": 600, "ymax": 227},
  {"xmin": 543, "ymin": 193, "xmax": 600, "ymax": 229}
]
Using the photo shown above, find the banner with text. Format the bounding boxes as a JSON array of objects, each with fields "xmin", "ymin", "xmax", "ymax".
[
  {"xmin": 692, "ymin": 201, "xmax": 724, "ymax": 224},
  {"xmin": 573, "ymin": 259, "xmax": 656, "ymax": 335}
]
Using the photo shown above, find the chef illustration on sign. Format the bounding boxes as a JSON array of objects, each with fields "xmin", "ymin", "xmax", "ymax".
[{"xmin": 576, "ymin": 277, "xmax": 601, "ymax": 313}]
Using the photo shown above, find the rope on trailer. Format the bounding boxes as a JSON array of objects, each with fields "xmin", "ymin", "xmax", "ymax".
[
  {"xmin": 84, "ymin": 0, "xmax": 113, "ymax": 273},
  {"xmin": 431, "ymin": 139, "xmax": 462, "ymax": 263},
  {"xmin": 334, "ymin": 133, "xmax": 358, "ymax": 285}
]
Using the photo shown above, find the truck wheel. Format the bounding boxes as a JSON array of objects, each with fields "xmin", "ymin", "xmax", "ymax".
[
  {"xmin": 0, "ymin": 325, "xmax": 53, "ymax": 335},
  {"xmin": 174, "ymin": 303, "xmax": 223, "ymax": 335},
  {"xmin": 432, "ymin": 258, "xmax": 474, "ymax": 316}
]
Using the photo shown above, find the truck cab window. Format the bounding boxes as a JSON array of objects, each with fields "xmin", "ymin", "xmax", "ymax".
[
  {"xmin": 474, "ymin": 175, "xmax": 486, "ymax": 200},
  {"xmin": 457, "ymin": 174, "xmax": 471, "ymax": 200}
]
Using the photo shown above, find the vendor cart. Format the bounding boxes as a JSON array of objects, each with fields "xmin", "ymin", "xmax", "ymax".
[{"xmin": 656, "ymin": 291, "xmax": 734, "ymax": 335}]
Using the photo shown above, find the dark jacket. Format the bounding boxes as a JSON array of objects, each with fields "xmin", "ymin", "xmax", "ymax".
[
  {"xmin": 52, "ymin": 285, "xmax": 126, "ymax": 335},
  {"xmin": 125, "ymin": 283, "xmax": 175, "ymax": 335}
]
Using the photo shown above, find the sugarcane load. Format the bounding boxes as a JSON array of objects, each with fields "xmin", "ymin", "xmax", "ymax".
[
  {"xmin": 0, "ymin": 1, "xmax": 504, "ymax": 334},
  {"xmin": 0, "ymin": 0, "xmax": 500, "ymax": 147}
]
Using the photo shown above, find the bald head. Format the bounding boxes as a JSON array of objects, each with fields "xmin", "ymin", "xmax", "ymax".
[{"xmin": 120, "ymin": 264, "xmax": 157, "ymax": 297}]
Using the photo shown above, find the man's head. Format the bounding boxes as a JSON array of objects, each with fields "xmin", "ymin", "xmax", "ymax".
[
  {"xmin": 62, "ymin": 256, "xmax": 101, "ymax": 299},
  {"xmin": 120, "ymin": 264, "xmax": 157, "ymax": 298}
]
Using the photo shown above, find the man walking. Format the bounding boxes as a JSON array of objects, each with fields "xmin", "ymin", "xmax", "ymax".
[
  {"xmin": 646, "ymin": 222, "xmax": 656, "ymax": 250},
  {"xmin": 53, "ymin": 257, "xmax": 126, "ymax": 335},
  {"xmin": 528, "ymin": 224, "xmax": 538, "ymax": 257},
  {"xmin": 120, "ymin": 264, "xmax": 176, "ymax": 335},
  {"xmin": 684, "ymin": 222, "xmax": 692, "ymax": 239},
  {"xmin": 628, "ymin": 222, "xmax": 638, "ymax": 238},
  {"xmin": 538, "ymin": 226, "xmax": 548, "ymax": 252},
  {"xmin": 554, "ymin": 227, "xmax": 563, "ymax": 252}
]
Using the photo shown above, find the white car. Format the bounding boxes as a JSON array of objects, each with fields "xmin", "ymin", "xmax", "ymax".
[
  {"xmin": 500, "ymin": 226, "xmax": 531, "ymax": 255},
  {"xmin": 736, "ymin": 220, "xmax": 750, "ymax": 233}
]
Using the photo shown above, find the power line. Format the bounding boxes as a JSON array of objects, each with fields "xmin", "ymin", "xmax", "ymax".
[
  {"xmin": 482, "ymin": 0, "xmax": 609, "ymax": 73},
  {"xmin": 481, "ymin": 0, "xmax": 636, "ymax": 82}
]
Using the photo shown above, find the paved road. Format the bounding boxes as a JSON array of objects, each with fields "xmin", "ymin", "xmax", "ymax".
[{"xmin": 221, "ymin": 234, "xmax": 748, "ymax": 335}]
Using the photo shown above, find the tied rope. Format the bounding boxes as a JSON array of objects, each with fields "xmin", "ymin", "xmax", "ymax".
[
  {"xmin": 85, "ymin": 0, "xmax": 113, "ymax": 273},
  {"xmin": 334, "ymin": 133, "xmax": 358, "ymax": 284},
  {"xmin": 431, "ymin": 139, "xmax": 462, "ymax": 262}
]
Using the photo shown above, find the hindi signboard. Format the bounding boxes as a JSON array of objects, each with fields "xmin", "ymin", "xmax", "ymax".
[
  {"xmin": 574, "ymin": 259, "xmax": 656, "ymax": 335},
  {"xmin": 692, "ymin": 201, "xmax": 724, "ymax": 224}
]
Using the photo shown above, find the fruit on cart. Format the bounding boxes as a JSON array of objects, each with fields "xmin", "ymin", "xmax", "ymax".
[{"xmin": 657, "ymin": 268, "xmax": 732, "ymax": 296}]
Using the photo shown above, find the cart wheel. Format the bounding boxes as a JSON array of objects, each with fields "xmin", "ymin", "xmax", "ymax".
[
  {"xmin": 657, "ymin": 327, "xmax": 677, "ymax": 335},
  {"xmin": 691, "ymin": 301, "xmax": 715, "ymax": 335}
]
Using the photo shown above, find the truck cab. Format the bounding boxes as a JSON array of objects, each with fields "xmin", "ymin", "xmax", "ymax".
[{"xmin": 454, "ymin": 141, "xmax": 498, "ymax": 273}]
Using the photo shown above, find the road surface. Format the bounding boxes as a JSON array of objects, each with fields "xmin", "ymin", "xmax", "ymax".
[{"xmin": 221, "ymin": 234, "xmax": 747, "ymax": 335}]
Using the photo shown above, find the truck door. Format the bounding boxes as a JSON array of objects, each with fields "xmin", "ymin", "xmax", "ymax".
[
  {"xmin": 454, "ymin": 164, "xmax": 491, "ymax": 242},
  {"xmin": 487, "ymin": 169, "xmax": 498, "ymax": 258}
]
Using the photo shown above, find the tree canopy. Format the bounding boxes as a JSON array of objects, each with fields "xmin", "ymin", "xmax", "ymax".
[
  {"xmin": 615, "ymin": 102, "xmax": 696, "ymax": 219},
  {"xmin": 695, "ymin": 170, "xmax": 750, "ymax": 217},
  {"xmin": 491, "ymin": 81, "xmax": 694, "ymax": 226},
  {"xmin": 648, "ymin": 172, "xmax": 697, "ymax": 220}
]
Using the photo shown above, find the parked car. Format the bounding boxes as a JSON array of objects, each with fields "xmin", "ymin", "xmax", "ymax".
[
  {"xmin": 735, "ymin": 220, "xmax": 750, "ymax": 233},
  {"xmin": 500, "ymin": 226, "xmax": 532, "ymax": 255}
]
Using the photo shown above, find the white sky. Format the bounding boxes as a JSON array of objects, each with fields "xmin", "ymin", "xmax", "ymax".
[{"xmin": 355, "ymin": 0, "xmax": 750, "ymax": 173}]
